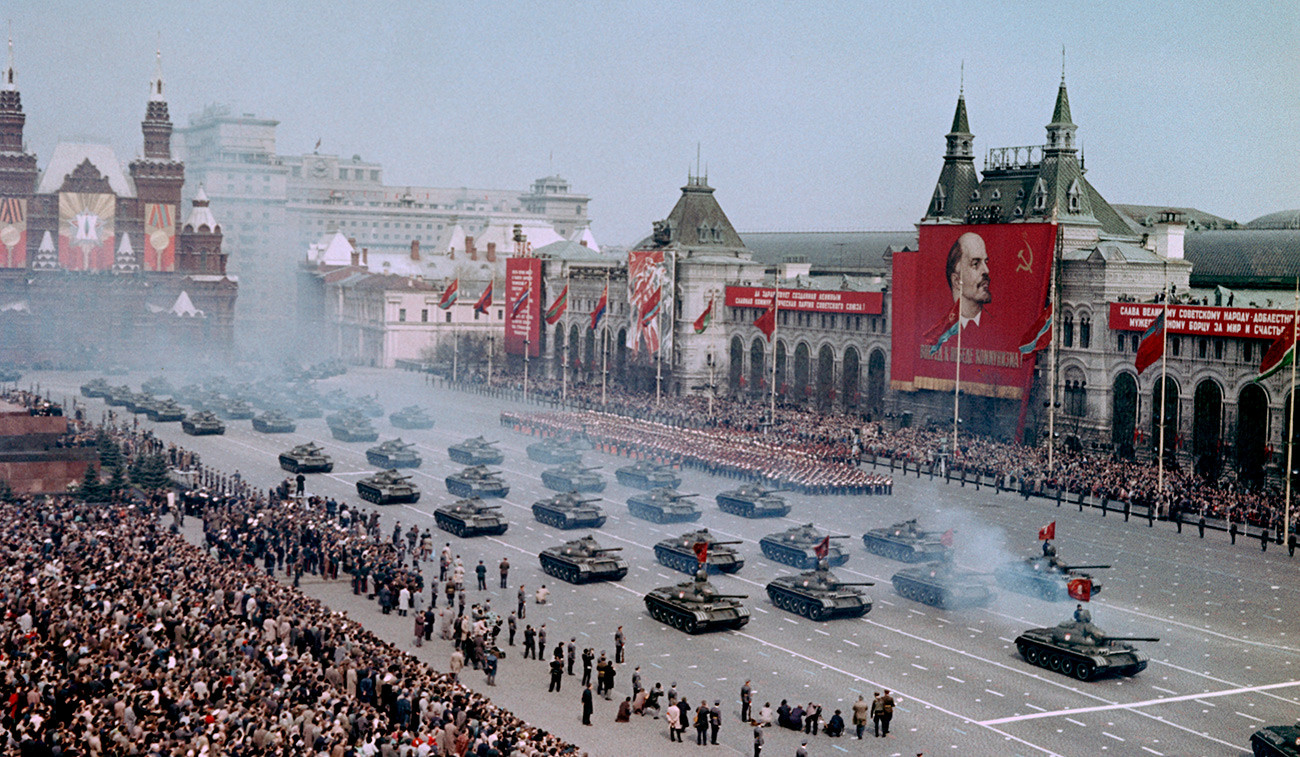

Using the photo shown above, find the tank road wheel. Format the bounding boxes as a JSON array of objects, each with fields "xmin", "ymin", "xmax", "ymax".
[
  {"xmin": 1074, "ymin": 661, "xmax": 1094, "ymax": 681},
  {"xmin": 809, "ymin": 605, "xmax": 827, "ymax": 622},
  {"xmin": 1058, "ymin": 657, "xmax": 1075, "ymax": 677},
  {"xmin": 683, "ymin": 618, "xmax": 699, "ymax": 634},
  {"xmin": 1024, "ymin": 646, "xmax": 1040, "ymax": 666},
  {"xmin": 1047, "ymin": 653, "xmax": 1063, "ymax": 671}
]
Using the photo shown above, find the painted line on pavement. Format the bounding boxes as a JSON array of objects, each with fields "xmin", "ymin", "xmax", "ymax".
[{"xmin": 978, "ymin": 679, "xmax": 1300, "ymax": 726}]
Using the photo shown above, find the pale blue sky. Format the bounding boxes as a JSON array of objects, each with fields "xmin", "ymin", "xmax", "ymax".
[{"xmin": 14, "ymin": 1, "xmax": 1299, "ymax": 244}]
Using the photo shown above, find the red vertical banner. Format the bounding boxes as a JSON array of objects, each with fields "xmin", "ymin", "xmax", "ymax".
[
  {"xmin": 505, "ymin": 257, "xmax": 541, "ymax": 357},
  {"xmin": 889, "ymin": 222, "xmax": 1056, "ymax": 400},
  {"xmin": 0, "ymin": 198, "xmax": 26, "ymax": 268},
  {"xmin": 144, "ymin": 203, "xmax": 176, "ymax": 271},
  {"xmin": 58, "ymin": 192, "xmax": 116, "ymax": 271},
  {"xmin": 627, "ymin": 249, "xmax": 666, "ymax": 353}
]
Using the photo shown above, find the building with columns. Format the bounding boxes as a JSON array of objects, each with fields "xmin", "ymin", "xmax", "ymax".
[{"xmin": 0, "ymin": 49, "xmax": 236, "ymax": 366}]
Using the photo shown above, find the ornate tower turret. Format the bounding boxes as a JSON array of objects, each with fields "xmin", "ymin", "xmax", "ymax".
[
  {"xmin": 0, "ymin": 37, "xmax": 38, "ymax": 196},
  {"xmin": 141, "ymin": 49, "xmax": 173, "ymax": 160},
  {"xmin": 176, "ymin": 186, "xmax": 225, "ymax": 275},
  {"xmin": 924, "ymin": 84, "xmax": 979, "ymax": 222},
  {"xmin": 131, "ymin": 47, "xmax": 185, "ymax": 271}
]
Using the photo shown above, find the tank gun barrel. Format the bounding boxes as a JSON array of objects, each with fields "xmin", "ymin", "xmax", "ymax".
[
  {"xmin": 1104, "ymin": 636, "xmax": 1159, "ymax": 643},
  {"xmin": 832, "ymin": 581, "xmax": 876, "ymax": 587},
  {"xmin": 574, "ymin": 498, "xmax": 603, "ymax": 505},
  {"xmin": 707, "ymin": 540, "xmax": 744, "ymax": 546},
  {"xmin": 827, "ymin": 534, "xmax": 850, "ymax": 540},
  {"xmin": 669, "ymin": 493, "xmax": 700, "ymax": 500},
  {"xmin": 593, "ymin": 547, "xmax": 624, "ymax": 553},
  {"xmin": 1063, "ymin": 564, "xmax": 1111, "ymax": 570},
  {"xmin": 709, "ymin": 594, "xmax": 749, "ymax": 599},
  {"xmin": 579, "ymin": 466, "xmax": 603, "ymax": 472}
]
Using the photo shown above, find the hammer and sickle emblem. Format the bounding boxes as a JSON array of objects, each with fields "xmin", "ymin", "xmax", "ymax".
[{"xmin": 1015, "ymin": 232, "xmax": 1034, "ymax": 273}]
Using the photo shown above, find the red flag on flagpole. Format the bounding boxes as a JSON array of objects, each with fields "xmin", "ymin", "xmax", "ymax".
[
  {"xmin": 1037, "ymin": 521, "xmax": 1056, "ymax": 541},
  {"xmin": 813, "ymin": 536, "xmax": 830, "ymax": 560},
  {"xmin": 923, "ymin": 299, "xmax": 962, "ymax": 355},
  {"xmin": 692, "ymin": 541, "xmax": 709, "ymax": 564},
  {"xmin": 1135, "ymin": 311, "xmax": 1166, "ymax": 375},
  {"xmin": 544, "ymin": 285, "xmax": 568, "ymax": 326},
  {"xmin": 590, "ymin": 285, "xmax": 607, "ymax": 331},
  {"xmin": 755, "ymin": 302, "xmax": 776, "ymax": 341},
  {"xmin": 473, "ymin": 281, "xmax": 493, "ymax": 315},
  {"xmin": 940, "ymin": 529, "xmax": 955, "ymax": 548},
  {"xmin": 1067, "ymin": 577, "xmax": 1092, "ymax": 602},
  {"xmin": 438, "ymin": 278, "xmax": 459, "ymax": 310},
  {"xmin": 1018, "ymin": 304, "xmax": 1053, "ymax": 356},
  {"xmin": 693, "ymin": 297, "xmax": 714, "ymax": 334}
]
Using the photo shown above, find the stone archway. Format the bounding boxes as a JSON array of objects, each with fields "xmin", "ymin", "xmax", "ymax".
[
  {"xmin": 1285, "ymin": 392, "xmax": 1300, "ymax": 488},
  {"xmin": 615, "ymin": 328, "xmax": 628, "ymax": 379},
  {"xmin": 793, "ymin": 342, "xmax": 811, "ymax": 401},
  {"xmin": 1192, "ymin": 379, "xmax": 1223, "ymax": 480},
  {"xmin": 867, "ymin": 349, "xmax": 886, "ymax": 413},
  {"xmin": 569, "ymin": 324, "xmax": 581, "ymax": 380},
  {"xmin": 816, "ymin": 344, "xmax": 835, "ymax": 409},
  {"xmin": 842, "ymin": 347, "xmax": 861, "ymax": 409},
  {"xmin": 553, "ymin": 326, "xmax": 566, "ymax": 379},
  {"xmin": 1111, "ymin": 372, "xmax": 1137, "ymax": 460},
  {"xmin": 1151, "ymin": 377, "xmax": 1180, "ymax": 466},
  {"xmin": 1237, "ymin": 384, "xmax": 1269, "ymax": 486},
  {"xmin": 775, "ymin": 341, "xmax": 788, "ymax": 397},
  {"xmin": 749, "ymin": 338, "xmax": 765, "ymax": 396},
  {"xmin": 729, "ymin": 336, "xmax": 743, "ymax": 394}
]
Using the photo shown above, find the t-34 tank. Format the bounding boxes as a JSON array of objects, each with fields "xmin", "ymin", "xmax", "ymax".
[
  {"xmin": 292, "ymin": 398, "xmax": 323, "ymax": 419},
  {"xmin": 1014, "ymin": 608, "xmax": 1158, "ymax": 681},
  {"xmin": 766, "ymin": 560, "xmax": 874, "ymax": 621},
  {"xmin": 251, "ymin": 410, "xmax": 297, "ymax": 433},
  {"xmin": 445, "ymin": 465, "xmax": 510, "ymax": 498},
  {"xmin": 715, "ymin": 484, "xmax": 792, "ymax": 518},
  {"xmin": 615, "ymin": 460, "xmax": 682, "ymax": 490},
  {"xmin": 434, "ymin": 497, "xmax": 509, "ymax": 537},
  {"xmin": 105, "ymin": 385, "xmax": 134, "ymax": 407},
  {"xmin": 759, "ymin": 525, "xmax": 850, "ymax": 569},
  {"xmin": 123, "ymin": 392, "xmax": 155, "ymax": 414},
  {"xmin": 144, "ymin": 398, "xmax": 186, "ymax": 423},
  {"xmin": 538, "ymin": 535, "xmax": 628, "ymax": 584},
  {"xmin": 995, "ymin": 545, "xmax": 1109, "ymax": 602},
  {"xmin": 389, "ymin": 405, "xmax": 434, "ymax": 429},
  {"xmin": 356, "ymin": 469, "xmax": 421, "ymax": 505},
  {"xmin": 366, "ymin": 439, "xmax": 423, "ymax": 468},
  {"xmin": 862, "ymin": 519, "xmax": 952, "ymax": 563},
  {"xmin": 279, "ymin": 442, "xmax": 334, "ymax": 474},
  {"xmin": 141, "ymin": 377, "xmax": 174, "ymax": 396},
  {"xmin": 181, "ymin": 411, "xmax": 226, "ymax": 436},
  {"xmin": 644, "ymin": 569, "xmax": 750, "ymax": 634},
  {"xmin": 541, "ymin": 463, "xmax": 606, "ymax": 493},
  {"xmin": 80, "ymin": 378, "xmax": 111, "ymax": 398},
  {"xmin": 653, "ymin": 528, "xmax": 744, "ymax": 575},
  {"xmin": 213, "ymin": 398, "xmax": 255, "ymax": 420},
  {"xmin": 327, "ymin": 410, "xmax": 379, "ymax": 442},
  {"xmin": 448, "ymin": 436, "xmax": 504, "ymax": 465},
  {"xmin": 531, "ymin": 492, "xmax": 607, "ymax": 529},
  {"xmin": 627, "ymin": 488, "xmax": 702, "ymax": 524},
  {"xmin": 353, "ymin": 395, "xmax": 384, "ymax": 418},
  {"xmin": 1251, "ymin": 722, "xmax": 1300, "ymax": 757},
  {"xmin": 891, "ymin": 557, "xmax": 994, "ymax": 609},
  {"xmin": 526, "ymin": 438, "xmax": 583, "ymax": 464}
]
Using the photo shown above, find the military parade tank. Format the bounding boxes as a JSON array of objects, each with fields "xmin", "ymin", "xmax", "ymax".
[
  {"xmin": 995, "ymin": 546, "xmax": 1109, "ymax": 602},
  {"xmin": 526, "ymin": 437, "xmax": 583, "ymax": 464},
  {"xmin": 356, "ymin": 469, "xmax": 421, "ymax": 505},
  {"xmin": 434, "ymin": 497, "xmax": 509, "ymax": 537},
  {"xmin": 143, "ymin": 398, "xmax": 186, "ymax": 423},
  {"xmin": 862, "ymin": 518, "xmax": 952, "ymax": 563},
  {"xmin": 1014, "ymin": 609, "xmax": 1158, "ymax": 681},
  {"xmin": 366, "ymin": 438, "xmax": 423, "ymax": 468},
  {"xmin": 327, "ymin": 409, "xmax": 379, "ymax": 442},
  {"xmin": 1251, "ymin": 722, "xmax": 1300, "ymax": 757},
  {"xmin": 759, "ymin": 524, "xmax": 850, "ymax": 569},
  {"xmin": 354, "ymin": 395, "xmax": 384, "ymax": 418},
  {"xmin": 538, "ymin": 535, "xmax": 628, "ymax": 584},
  {"xmin": 715, "ymin": 484, "xmax": 792, "ymax": 518},
  {"xmin": 540, "ymin": 463, "xmax": 606, "ymax": 493},
  {"xmin": 445, "ymin": 465, "xmax": 510, "ymax": 498},
  {"xmin": 181, "ymin": 411, "xmax": 226, "ymax": 436},
  {"xmin": 321, "ymin": 388, "xmax": 352, "ymax": 410},
  {"xmin": 278, "ymin": 442, "xmax": 334, "ymax": 474},
  {"xmin": 213, "ymin": 398, "xmax": 256, "ymax": 420},
  {"xmin": 389, "ymin": 404, "xmax": 434, "ymax": 429},
  {"xmin": 653, "ymin": 528, "xmax": 745, "ymax": 574},
  {"xmin": 627, "ymin": 488, "xmax": 702, "ymax": 524},
  {"xmin": 0, "ymin": 366, "xmax": 20, "ymax": 382},
  {"xmin": 251, "ymin": 410, "xmax": 297, "ymax": 434},
  {"xmin": 105, "ymin": 385, "xmax": 134, "ymax": 407},
  {"xmin": 140, "ymin": 377, "xmax": 174, "ymax": 396},
  {"xmin": 644, "ymin": 569, "xmax": 750, "ymax": 634},
  {"xmin": 448, "ymin": 436, "xmax": 505, "ymax": 465},
  {"xmin": 123, "ymin": 392, "xmax": 156, "ymax": 414},
  {"xmin": 891, "ymin": 557, "xmax": 995, "ymax": 610},
  {"xmin": 80, "ymin": 378, "xmax": 111, "ymax": 398},
  {"xmin": 531, "ymin": 492, "xmax": 608, "ymax": 529},
  {"xmin": 615, "ymin": 460, "xmax": 682, "ymax": 490},
  {"xmin": 766, "ymin": 560, "xmax": 874, "ymax": 621},
  {"xmin": 292, "ymin": 398, "xmax": 323, "ymax": 419}
]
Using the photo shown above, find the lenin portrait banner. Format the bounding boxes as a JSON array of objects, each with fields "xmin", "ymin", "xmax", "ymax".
[
  {"xmin": 890, "ymin": 222, "xmax": 1057, "ymax": 400},
  {"xmin": 58, "ymin": 192, "xmax": 116, "ymax": 271},
  {"xmin": 504, "ymin": 256, "xmax": 541, "ymax": 357}
]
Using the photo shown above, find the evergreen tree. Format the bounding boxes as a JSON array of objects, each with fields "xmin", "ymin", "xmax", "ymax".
[
  {"xmin": 134, "ymin": 454, "xmax": 171, "ymax": 491},
  {"xmin": 0, "ymin": 479, "xmax": 13, "ymax": 502},
  {"xmin": 107, "ymin": 462, "xmax": 128, "ymax": 498},
  {"xmin": 78, "ymin": 465, "xmax": 102, "ymax": 501},
  {"xmin": 96, "ymin": 431, "xmax": 122, "ymax": 472}
]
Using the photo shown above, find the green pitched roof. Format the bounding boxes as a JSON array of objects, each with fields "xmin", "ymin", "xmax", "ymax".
[
  {"xmin": 1050, "ymin": 82, "xmax": 1074, "ymax": 126},
  {"xmin": 950, "ymin": 95, "xmax": 971, "ymax": 134}
]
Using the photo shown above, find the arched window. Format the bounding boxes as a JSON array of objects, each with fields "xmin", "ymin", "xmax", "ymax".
[
  {"xmin": 932, "ymin": 185, "xmax": 946, "ymax": 214},
  {"xmin": 1066, "ymin": 179, "xmax": 1082, "ymax": 213},
  {"xmin": 1079, "ymin": 316, "xmax": 1091, "ymax": 349},
  {"xmin": 1033, "ymin": 179, "xmax": 1048, "ymax": 211},
  {"xmin": 1062, "ymin": 314, "xmax": 1074, "ymax": 348}
]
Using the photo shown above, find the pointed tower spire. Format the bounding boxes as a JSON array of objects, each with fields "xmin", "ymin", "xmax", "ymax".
[
  {"xmin": 149, "ymin": 43, "xmax": 164, "ymax": 102},
  {"xmin": 0, "ymin": 28, "xmax": 37, "ymax": 197},
  {"xmin": 138, "ymin": 41, "xmax": 174, "ymax": 161},
  {"xmin": 3, "ymin": 34, "xmax": 14, "ymax": 92},
  {"xmin": 926, "ymin": 75, "xmax": 979, "ymax": 221},
  {"xmin": 1045, "ymin": 70, "xmax": 1077, "ymax": 153}
]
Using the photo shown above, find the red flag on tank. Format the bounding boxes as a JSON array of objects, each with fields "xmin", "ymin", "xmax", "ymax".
[
  {"xmin": 813, "ymin": 536, "xmax": 830, "ymax": 560},
  {"xmin": 1037, "ymin": 521, "xmax": 1055, "ymax": 541},
  {"xmin": 940, "ymin": 529, "xmax": 955, "ymax": 548},
  {"xmin": 1067, "ymin": 577, "xmax": 1092, "ymax": 602},
  {"xmin": 693, "ymin": 541, "xmax": 709, "ymax": 564}
]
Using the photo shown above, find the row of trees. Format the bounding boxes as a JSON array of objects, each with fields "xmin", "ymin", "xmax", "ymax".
[{"xmin": 72, "ymin": 431, "xmax": 170, "ymax": 502}]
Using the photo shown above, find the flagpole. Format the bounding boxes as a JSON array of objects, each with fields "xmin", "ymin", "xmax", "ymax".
[
  {"xmin": 952, "ymin": 301, "xmax": 962, "ymax": 456},
  {"xmin": 601, "ymin": 269, "xmax": 609, "ymax": 408},
  {"xmin": 1157, "ymin": 263, "xmax": 1169, "ymax": 506},
  {"xmin": 769, "ymin": 280, "xmax": 779, "ymax": 427},
  {"xmin": 562, "ymin": 268, "xmax": 570, "ymax": 404},
  {"xmin": 453, "ymin": 329, "xmax": 458, "ymax": 384},
  {"xmin": 1048, "ymin": 224, "xmax": 1062, "ymax": 473},
  {"xmin": 1285, "ymin": 276, "xmax": 1298, "ymax": 544}
]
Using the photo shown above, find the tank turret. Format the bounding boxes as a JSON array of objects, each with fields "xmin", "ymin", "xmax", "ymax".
[
  {"xmin": 448, "ymin": 436, "xmax": 504, "ymax": 466},
  {"xmin": 653, "ymin": 528, "xmax": 745, "ymax": 574},
  {"xmin": 644, "ymin": 569, "xmax": 750, "ymax": 634},
  {"xmin": 252, "ymin": 409, "xmax": 297, "ymax": 433},
  {"xmin": 715, "ymin": 484, "xmax": 792, "ymax": 518},
  {"xmin": 327, "ymin": 408, "xmax": 379, "ymax": 442},
  {"xmin": 353, "ymin": 395, "xmax": 384, "ymax": 418},
  {"xmin": 1015, "ymin": 612, "xmax": 1159, "ymax": 681},
  {"xmin": 144, "ymin": 398, "xmax": 187, "ymax": 423},
  {"xmin": 862, "ymin": 519, "xmax": 953, "ymax": 562},
  {"xmin": 615, "ymin": 460, "xmax": 682, "ymax": 490},
  {"xmin": 445, "ymin": 465, "xmax": 510, "ymax": 498},
  {"xmin": 995, "ymin": 551, "xmax": 1109, "ymax": 602},
  {"xmin": 539, "ymin": 535, "xmax": 629, "ymax": 584},
  {"xmin": 390, "ymin": 405, "xmax": 435, "ymax": 429},
  {"xmin": 356, "ymin": 469, "xmax": 420, "ymax": 505},
  {"xmin": 141, "ymin": 377, "xmax": 174, "ymax": 396},
  {"xmin": 532, "ymin": 492, "xmax": 608, "ymax": 529},
  {"xmin": 891, "ymin": 556, "xmax": 994, "ymax": 609},
  {"xmin": 181, "ymin": 411, "xmax": 226, "ymax": 436},
  {"xmin": 366, "ymin": 438, "xmax": 423, "ymax": 468},
  {"xmin": 434, "ymin": 497, "xmax": 509, "ymax": 537},
  {"xmin": 627, "ymin": 488, "xmax": 702, "ymax": 524},
  {"xmin": 80, "ymin": 378, "xmax": 111, "ymax": 398},
  {"xmin": 279, "ymin": 442, "xmax": 334, "ymax": 474},
  {"xmin": 526, "ymin": 438, "xmax": 584, "ymax": 465},
  {"xmin": 541, "ymin": 462, "xmax": 606, "ymax": 493},
  {"xmin": 759, "ymin": 524, "xmax": 850, "ymax": 569},
  {"xmin": 213, "ymin": 397, "xmax": 255, "ymax": 420},
  {"xmin": 766, "ymin": 559, "xmax": 873, "ymax": 620}
]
